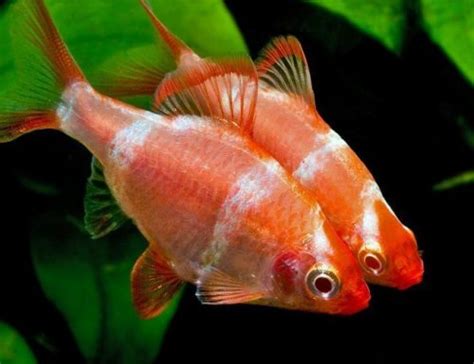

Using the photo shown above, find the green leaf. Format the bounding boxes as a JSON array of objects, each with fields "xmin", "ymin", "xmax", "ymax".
[
  {"xmin": 433, "ymin": 170, "xmax": 474, "ymax": 191},
  {"xmin": 421, "ymin": 0, "xmax": 474, "ymax": 85},
  {"xmin": 31, "ymin": 214, "xmax": 180, "ymax": 364},
  {"xmin": 305, "ymin": 0, "xmax": 406, "ymax": 53},
  {"xmin": 0, "ymin": 0, "xmax": 247, "ymax": 93},
  {"xmin": 0, "ymin": 322, "xmax": 37, "ymax": 364}
]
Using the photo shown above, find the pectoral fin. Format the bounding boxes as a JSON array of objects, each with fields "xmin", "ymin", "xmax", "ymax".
[
  {"xmin": 196, "ymin": 267, "xmax": 266, "ymax": 305},
  {"xmin": 84, "ymin": 157, "xmax": 129, "ymax": 239},
  {"xmin": 132, "ymin": 247, "xmax": 183, "ymax": 319}
]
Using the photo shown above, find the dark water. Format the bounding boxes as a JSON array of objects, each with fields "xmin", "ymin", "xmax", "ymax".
[{"xmin": 1, "ymin": 1, "xmax": 472, "ymax": 363}]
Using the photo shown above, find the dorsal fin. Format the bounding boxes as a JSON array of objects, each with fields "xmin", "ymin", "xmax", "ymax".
[
  {"xmin": 153, "ymin": 57, "xmax": 258, "ymax": 134},
  {"xmin": 94, "ymin": 0, "xmax": 194, "ymax": 98},
  {"xmin": 257, "ymin": 36, "xmax": 316, "ymax": 109},
  {"xmin": 84, "ymin": 157, "xmax": 129, "ymax": 239},
  {"xmin": 139, "ymin": 0, "xmax": 194, "ymax": 63}
]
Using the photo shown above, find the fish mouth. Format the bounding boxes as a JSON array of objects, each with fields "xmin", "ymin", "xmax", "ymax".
[
  {"xmin": 396, "ymin": 261, "xmax": 424, "ymax": 290},
  {"xmin": 396, "ymin": 270, "xmax": 423, "ymax": 290}
]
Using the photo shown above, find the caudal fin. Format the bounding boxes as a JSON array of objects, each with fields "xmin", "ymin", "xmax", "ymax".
[{"xmin": 0, "ymin": 0, "xmax": 85, "ymax": 142}]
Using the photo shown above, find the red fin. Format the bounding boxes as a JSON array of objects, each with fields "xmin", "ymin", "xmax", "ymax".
[
  {"xmin": 153, "ymin": 57, "xmax": 258, "ymax": 134},
  {"xmin": 0, "ymin": 0, "xmax": 85, "ymax": 142},
  {"xmin": 196, "ymin": 268, "xmax": 266, "ymax": 305},
  {"xmin": 257, "ymin": 36, "xmax": 315, "ymax": 108},
  {"xmin": 131, "ymin": 247, "xmax": 183, "ymax": 319},
  {"xmin": 139, "ymin": 0, "xmax": 193, "ymax": 62},
  {"xmin": 21, "ymin": 0, "xmax": 84, "ymax": 85}
]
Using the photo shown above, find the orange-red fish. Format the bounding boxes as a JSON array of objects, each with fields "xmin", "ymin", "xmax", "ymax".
[
  {"xmin": 0, "ymin": 0, "xmax": 370, "ymax": 317},
  {"xmin": 121, "ymin": 0, "xmax": 424, "ymax": 289}
]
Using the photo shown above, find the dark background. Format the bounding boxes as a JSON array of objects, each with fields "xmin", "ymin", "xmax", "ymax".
[{"xmin": 1, "ymin": 1, "xmax": 473, "ymax": 363}]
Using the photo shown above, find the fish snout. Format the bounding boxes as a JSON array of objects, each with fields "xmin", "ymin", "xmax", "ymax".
[{"xmin": 395, "ymin": 256, "xmax": 424, "ymax": 290}]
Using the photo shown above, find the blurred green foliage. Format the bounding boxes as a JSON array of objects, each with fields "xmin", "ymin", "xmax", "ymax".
[
  {"xmin": 421, "ymin": 0, "xmax": 474, "ymax": 85},
  {"xmin": 458, "ymin": 117, "xmax": 474, "ymax": 150},
  {"xmin": 31, "ymin": 215, "xmax": 181, "ymax": 364},
  {"xmin": 434, "ymin": 170, "xmax": 474, "ymax": 191},
  {"xmin": 434, "ymin": 118, "xmax": 474, "ymax": 191},
  {"xmin": 0, "ymin": 0, "xmax": 248, "ymax": 93},
  {"xmin": 307, "ymin": 0, "xmax": 474, "ymax": 85},
  {"xmin": 15, "ymin": 173, "xmax": 61, "ymax": 196},
  {"xmin": 0, "ymin": 322, "xmax": 37, "ymax": 364},
  {"xmin": 307, "ymin": 0, "xmax": 406, "ymax": 52}
]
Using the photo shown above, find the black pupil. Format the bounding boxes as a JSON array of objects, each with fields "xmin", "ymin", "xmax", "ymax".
[{"xmin": 314, "ymin": 275, "xmax": 333, "ymax": 294}]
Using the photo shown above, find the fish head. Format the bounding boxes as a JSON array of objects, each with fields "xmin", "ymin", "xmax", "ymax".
[
  {"xmin": 269, "ymin": 222, "xmax": 370, "ymax": 315},
  {"xmin": 356, "ymin": 199, "xmax": 424, "ymax": 289}
]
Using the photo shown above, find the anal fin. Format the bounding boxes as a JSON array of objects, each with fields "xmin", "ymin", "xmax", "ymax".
[{"xmin": 132, "ymin": 247, "xmax": 183, "ymax": 319}]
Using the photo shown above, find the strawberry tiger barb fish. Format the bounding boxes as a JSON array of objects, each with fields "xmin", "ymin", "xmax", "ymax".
[
  {"xmin": 104, "ymin": 0, "xmax": 424, "ymax": 290},
  {"xmin": 0, "ymin": 0, "xmax": 370, "ymax": 318}
]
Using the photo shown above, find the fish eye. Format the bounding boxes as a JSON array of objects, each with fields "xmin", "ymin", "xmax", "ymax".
[
  {"xmin": 359, "ymin": 250, "xmax": 385, "ymax": 275},
  {"xmin": 305, "ymin": 267, "xmax": 340, "ymax": 299}
]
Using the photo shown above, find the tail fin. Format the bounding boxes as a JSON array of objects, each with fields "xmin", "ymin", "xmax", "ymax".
[
  {"xmin": 0, "ymin": 0, "xmax": 85, "ymax": 142},
  {"xmin": 139, "ymin": 0, "xmax": 193, "ymax": 62}
]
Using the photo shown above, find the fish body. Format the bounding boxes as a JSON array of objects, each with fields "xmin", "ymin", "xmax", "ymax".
[
  {"xmin": 132, "ymin": 1, "xmax": 423, "ymax": 289},
  {"xmin": 59, "ymin": 81, "xmax": 368, "ymax": 315},
  {"xmin": 252, "ymin": 83, "xmax": 422, "ymax": 289},
  {"xmin": 0, "ymin": 0, "xmax": 370, "ymax": 318}
]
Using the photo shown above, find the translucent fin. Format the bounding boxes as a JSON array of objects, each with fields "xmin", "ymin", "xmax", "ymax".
[
  {"xmin": 257, "ymin": 36, "xmax": 315, "ymax": 108},
  {"xmin": 84, "ymin": 158, "xmax": 128, "ymax": 239},
  {"xmin": 132, "ymin": 247, "xmax": 183, "ymax": 319},
  {"xmin": 154, "ymin": 57, "xmax": 258, "ymax": 134},
  {"xmin": 0, "ymin": 0, "xmax": 85, "ymax": 142},
  {"xmin": 94, "ymin": 52, "xmax": 166, "ymax": 97},
  {"xmin": 95, "ymin": 0, "xmax": 195, "ymax": 99},
  {"xmin": 196, "ymin": 268, "xmax": 266, "ymax": 305}
]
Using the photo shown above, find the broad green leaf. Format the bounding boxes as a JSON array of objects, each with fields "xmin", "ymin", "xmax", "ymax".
[
  {"xmin": 421, "ymin": 0, "xmax": 474, "ymax": 85},
  {"xmin": 0, "ymin": 0, "xmax": 247, "ymax": 92},
  {"xmin": 433, "ymin": 170, "xmax": 474, "ymax": 191},
  {"xmin": 0, "ymin": 322, "xmax": 37, "ymax": 364},
  {"xmin": 305, "ymin": 0, "xmax": 406, "ymax": 53},
  {"xmin": 0, "ymin": 5, "xmax": 15, "ymax": 91},
  {"xmin": 31, "ymin": 214, "xmax": 180, "ymax": 364}
]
